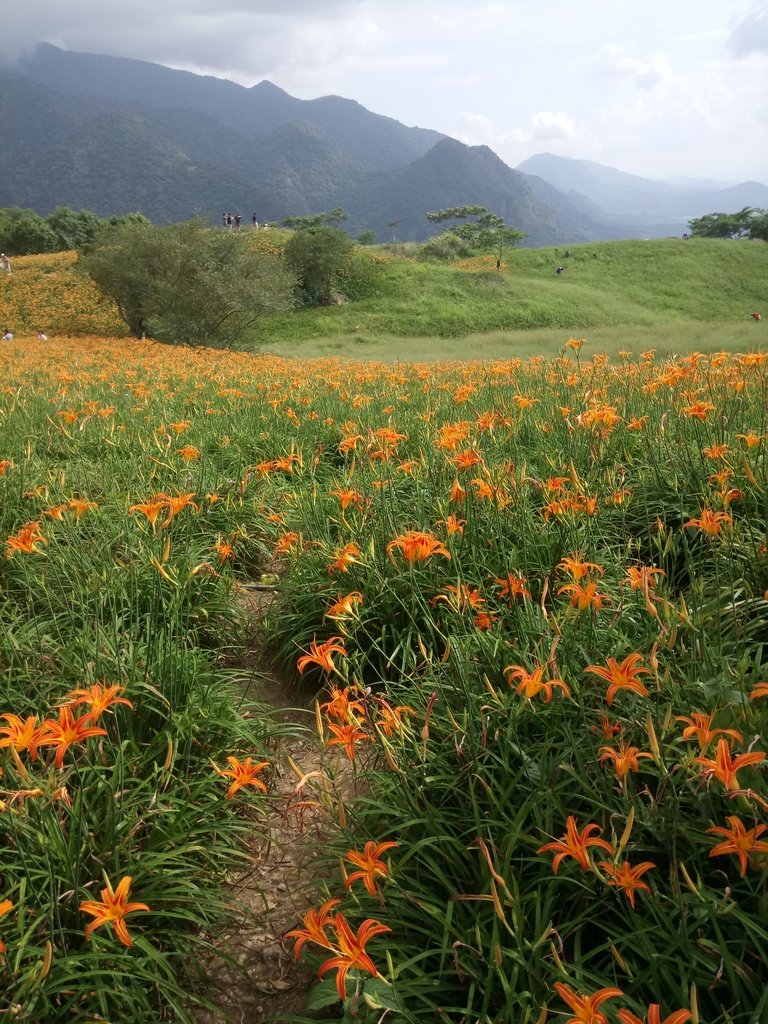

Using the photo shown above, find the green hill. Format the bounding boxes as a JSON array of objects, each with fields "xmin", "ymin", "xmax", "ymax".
[{"xmin": 255, "ymin": 237, "xmax": 768, "ymax": 357}]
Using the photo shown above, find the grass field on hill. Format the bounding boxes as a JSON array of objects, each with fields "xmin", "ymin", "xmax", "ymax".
[{"xmin": 0, "ymin": 237, "xmax": 765, "ymax": 359}]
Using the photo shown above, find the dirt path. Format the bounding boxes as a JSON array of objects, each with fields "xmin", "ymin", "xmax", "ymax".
[{"xmin": 195, "ymin": 588, "xmax": 336, "ymax": 1023}]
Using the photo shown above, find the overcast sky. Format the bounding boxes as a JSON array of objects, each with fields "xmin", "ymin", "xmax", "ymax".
[{"xmin": 4, "ymin": 0, "xmax": 768, "ymax": 183}]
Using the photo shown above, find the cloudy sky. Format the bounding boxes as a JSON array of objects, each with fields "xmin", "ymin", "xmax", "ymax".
[{"xmin": 4, "ymin": 0, "xmax": 768, "ymax": 183}]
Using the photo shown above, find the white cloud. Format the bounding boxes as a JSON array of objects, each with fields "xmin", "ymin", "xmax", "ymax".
[
  {"xmin": 596, "ymin": 44, "xmax": 673, "ymax": 89},
  {"xmin": 728, "ymin": 3, "xmax": 768, "ymax": 56}
]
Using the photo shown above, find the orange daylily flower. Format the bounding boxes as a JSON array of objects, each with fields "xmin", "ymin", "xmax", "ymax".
[
  {"xmin": 0, "ymin": 899, "xmax": 14, "ymax": 956},
  {"xmin": 438, "ymin": 514, "xmax": 465, "ymax": 535},
  {"xmin": 598, "ymin": 859, "xmax": 656, "ymax": 907},
  {"xmin": 505, "ymin": 663, "xmax": 571, "ymax": 703},
  {"xmin": 558, "ymin": 555, "xmax": 604, "ymax": 580},
  {"xmin": 557, "ymin": 580, "xmax": 611, "ymax": 612},
  {"xmin": 494, "ymin": 573, "xmax": 531, "ymax": 601},
  {"xmin": 4, "ymin": 521, "xmax": 47, "ymax": 557},
  {"xmin": 750, "ymin": 682, "xmax": 768, "ymax": 701},
  {"xmin": 68, "ymin": 498, "xmax": 99, "ymax": 518},
  {"xmin": 622, "ymin": 565, "xmax": 665, "ymax": 591},
  {"xmin": 538, "ymin": 815, "xmax": 614, "ymax": 873},
  {"xmin": 0, "ymin": 714, "xmax": 48, "ymax": 761},
  {"xmin": 584, "ymin": 653, "xmax": 651, "ymax": 706},
  {"xmin": 161, "ymin": 491, "xmax": 199, "ymax": 526},
  {"xmin": 177, "ymin": 445, "xmax": 201, "ymax": 460},
  {"xmin": 617, "ymin": 1006, "xmax": 691, "ymax": 1024},
  {"xmin": 275, "ymin": 531, "xmax": 302, "ymax": 554},
  {"xmin": 213, "ymin": 539, "xmax": 234, "ymax": 562},
  {"xmin": 676, "ymin": 711, "xmax": 743, "ymax": 751},
  {"xmin": 683, "ymin": 508, "xmax": 731, "ymax": 536},
  {"xmin": 707, "ymin": 815, "xmax": 768, "ymax": 876},
  {"xmin": 80, "ymin": 875, "xmax": 149, "ymax": 948},
  {"xmin": 63, "ymin": 683, "xmax": 133, "ymax": 721},
  {"xmin": 285, "ymin": 897, "xmax": 342, "ymax": 957},
  {"xmin": 326, "ymin": 722, "xmax": 369, "ymax": 761},
  {"xmin": 386, "ymin": 530, "xmax": 451, "ymax": 563},
  {"xmin": 374, "ymin": 698, "xmax": 415, "ymax": 736},
  {"xmin": 327, "ymin": 592, "xmax": 364, "ymax": 619},
  {"xmin": 214, "ymin": 756, "xmax": 270, "ymax": 799},
  {"xmin": 599, "ymin": 742, "xmax": 653, "ymax": 779},
  {"xmin": 433, "ymin": 583, "xmax": 485, "ymax": 612},
  {"xmin": 317, "ymin": 914, "xmax": 391, "ymax": 1002},
  {"xmin": 694, "ymin": 738, "xmax": 765, "ymax": 791},
  {"xmin": 344, "ymin": 840, "xmax": 398, "ymax": 896},
  {"xmin": 554, "ymin": 981, "xmax": 623, "ymax": 1024},
  {"xmin": 330, "ymin": 488, "xmax": 363, "ymax": 510},
  {"xmin": 129, "ymin": 500, "xmax": 166, "ymax": 527},
  {"xmin": 297, "ymin": 636, "xmax": 348, "ymax": 675},
  {"xmin": 38, "ymin": 706, "xmax": 108, "ymax": 769},
  {"xmin": 320, "ymin": 685, "xmax": 367, "ymax": 724},
  {"xmin": 328, "ymin": 541, "xmax": 362, "ymax": 573}
]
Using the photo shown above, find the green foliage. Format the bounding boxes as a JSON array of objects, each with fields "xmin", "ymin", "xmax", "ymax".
[
  {"xmin": 688, "ymin": 206, "xmax": 768, "ymax": 240},
  {"xmin": 356, "ymin": 229, "xmax": 377, "ymax": 246},
  {"xmin": 422, "ymin": 205, "xmax": 526, "ymax": 263},
  {"xmin": 77, "ymin": 218, "xmax": 295, "ymax": 344},
  {"xmin": 282, "ymin": 208, "xmax": 349, "ymax": 230},
  {"xmin": 283, "ymin": 224, "xmax": 355, "ymax": 307},
  {"xmin": 0, "ymin": 206, "xmax": 147, "ymax": 256}
]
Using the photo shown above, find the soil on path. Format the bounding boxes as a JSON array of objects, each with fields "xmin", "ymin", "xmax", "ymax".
[{"xmin": 195, "ymin": 588, "xmax": 338, "ymax": 1024}]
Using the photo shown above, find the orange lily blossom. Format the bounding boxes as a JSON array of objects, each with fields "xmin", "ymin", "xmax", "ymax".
[
  {"xmin": 297, "ymin": 636, "xmax": 347, "ymax": 675},
  {"xmin": 4, "ymin": 521, "xmax": 47, "ymax": 557},
  {"xmin": 617, "ymin": 1007, "xmax": 691, "ymax": 1024},
  {"xmin": 0, "ymin": 714, "xmax": 48, "ymax": 760},
  {"xmin": 386, "ymin": 530, "xmax": 451, "ymax": 563},
  {"xmin": 374, "ymin": 698, "xmax": 414, "ymax": 736},
  {"xmin": 80, "ymin": 875, "xmax": 149, "ymax": 948},
  {"xmin": 599, "ymin": 742, "xmax": 653, "ymax": 779},
  {"xmin": 676, "ymin": 711, "xmax": 743, "ymax": 750},
  {"xmin": 0, "ymin": 899, "xmax": 13, "ymax": 955},
  {"xmin": 64, "ymin": 683, "xmax": 133, "ymax": 721},
  {"xmin": 557, "ymin": 580, "xmax": 611, "ymax": 612},
  {"xmin": 326, "ymin": 592, "xmax": 363, "ymax": 619},
  {"xmin": 214, "ymin": 756, "xmax": 270, "ymax": 799},
  {"xmin": 320, "ymin": 685, "xmax": 367, "ymax": 724},
  {"xmin": 328, "ymin": 541, "xmax": 362, "ymax": 573},
  {"xmin": 558, "ymin": 555, "xmax": 604, "ymax": 580},
  {"xmin": 495, "ymin": 573, "xmax": 530, "ymax": 601},
  {"xmin": 554, "ymin": 981, "xmax": 623, "ymax": 1024},
  {"xmin": 750, "ymin": 682, "xmax": 768, "ymax": 701},
  {"xmin": 38, "ymin": 706, "xmax": 108, "ymax": 769},
  {"xmin": 129, "ymin": 500, "xmax": 166, "ymax": 527},
  {"xmin": 683, "ymin": 508, "xmax": 731, "ymax": 536},
  {"xmin": 694, "ymin": 738, "xmax": 765, "ymax": 791},
  {"xmin": 538, "ymin": 816, "xmax": 614, "ymax": 873},
  {"xmin": 285, "ymin": 897, "xmax": 342, "ymax": 957},
  {"xmin": 505, "ymin": 663, "xmax": 571, "ymax": 703},
  {"xmin": 326, "ymin": 722, "xmax": 369, "ymax": 761},
  {"xmin": 344, "ymin": 840, "xmax": 398, "ymax": 896},
  {"xmin": 584, "ymin": 654, "xmax": 651, "ymax": 706},
  {"xmin": 707, "ymin": 815, "xmax": 768, "ymax": 875},
  {"xmin": 317, "ymin": 913, "xmax": 391, "ymax": 1002},
  {"xmin": 598, "ymin": 859, "xmax": 656, "ymax": 908}
]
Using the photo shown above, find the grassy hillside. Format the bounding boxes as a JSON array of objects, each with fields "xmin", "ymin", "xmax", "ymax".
[{"xmin": 0, "ymin": 237, "xmax": 765, "ymax": 359}]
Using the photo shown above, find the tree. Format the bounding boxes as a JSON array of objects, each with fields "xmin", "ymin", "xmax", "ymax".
[
  {"xmin": 78, "ymin": 218, "xmax": 295, "ymax": 345},
  {"xmin": 688, "ymin": 207, "xmax": 768, "ymax": 240},
  {"xmin": 282, "ymin": 208, "xmax": 348, "ymax": 231},
  {"xmin": 423, "ymin": 206, "xmax": 525, "ymax": 265},
  {"xmin": 0, "ymin": 208, "xmax": 58, "ymax": 255},
  {"xmin": 356, "ymin": 229, "xmax": 376, "ymax": 246},
  {"xmin": 283, "ymin": 224, "xmax": 354, "ymax": 307}
]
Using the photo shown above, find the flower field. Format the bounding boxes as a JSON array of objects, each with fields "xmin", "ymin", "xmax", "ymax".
[{"xmin": 1, "ymin": 331, "xmax": 767, "ymax": 1023}]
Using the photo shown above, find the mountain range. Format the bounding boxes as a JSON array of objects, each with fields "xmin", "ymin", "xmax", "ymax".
[{"xmin": 2, "ymin": 43, "xmax": 767, "ymax": 246}]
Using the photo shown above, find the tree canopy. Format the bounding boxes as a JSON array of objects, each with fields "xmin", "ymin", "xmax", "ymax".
[
  {"xmin": 688, "ymin": 207, "xmax": 768, "ymax": 241},
  {"xmin": 77, "ymin": 218, "xmax": 295, "ymax": 345},
  {"xmin": 423, "ymin": 205, "xmax": 526, "ymax": 263}
]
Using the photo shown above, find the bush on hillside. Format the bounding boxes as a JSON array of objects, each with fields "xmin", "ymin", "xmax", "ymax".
[
  {"xmin": 77, "ymin": 218, "xmax": 296, "ymax": 345},
  {"xmin": 283, "ymin": 225, "xmax": 355, "ymax": 306}
]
